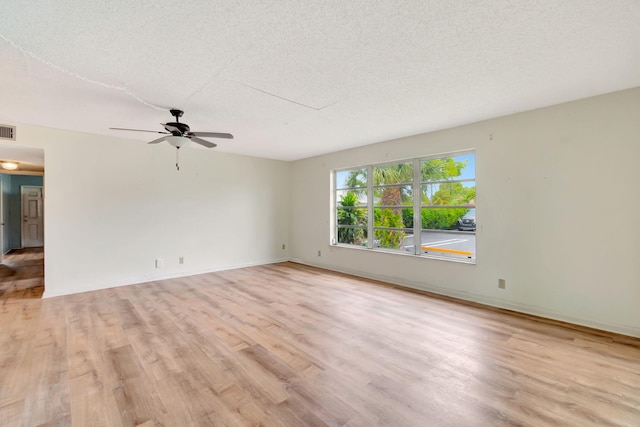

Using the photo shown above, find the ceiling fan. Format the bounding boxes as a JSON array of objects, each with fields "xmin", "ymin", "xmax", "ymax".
[
  {"xmin": 110, "ymin": 109, "xmax": 233, "ymax": 148},
  {"xmin": 110, "ymin": 109, "xmax": 233, "ymax": 169}
]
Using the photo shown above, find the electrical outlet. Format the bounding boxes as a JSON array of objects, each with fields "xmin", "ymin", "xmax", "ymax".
[
  {"xmin": 317, "ymin": 250, "xmax": 321, "ymax": 257},
  {"xmin": 498, "ymin": 278, "xmax": 506, "ymax": 289},
  {"xmin": 282, "ymin": 244, "xmax": 286, "ymax": 250},
  {"xmin": 179, "ymin": 256, "xmax": 184, "ymax": 264},
  {"xmin": 155, "ymin": 258, "xmax": 164, "ymax": 268}
]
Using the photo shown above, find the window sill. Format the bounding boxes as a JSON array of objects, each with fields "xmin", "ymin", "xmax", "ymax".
[{"xmin": 331, "ymin": 243, "xmax": 476, "ymax": 265}]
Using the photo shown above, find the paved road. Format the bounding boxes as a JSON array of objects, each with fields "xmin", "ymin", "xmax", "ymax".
[{"xmin": 402, "ymin": 230, "xmax": 475, "ymax": 259}]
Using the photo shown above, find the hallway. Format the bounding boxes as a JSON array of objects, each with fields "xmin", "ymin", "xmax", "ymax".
[{"xmin": 0, "ymin": 247, "xmax": 43, "ymax": 300}]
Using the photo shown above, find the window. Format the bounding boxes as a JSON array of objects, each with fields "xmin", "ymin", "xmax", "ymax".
[
  {"xmin": 335, "ymin": 168, "xmax": 368, "ymax": 246},
  {"xmin": 333, "ymin": 152, "xmax": 476, "ymax": 261}
]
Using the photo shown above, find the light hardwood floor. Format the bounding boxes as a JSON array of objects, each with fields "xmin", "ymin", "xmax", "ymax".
[
  {"xmin": 0, "ymin": 247, "xmax": 44, "ymax": 299},
  {"xmin": 1, "ymin": 250, "xmax": 639, "ymax": 426}
]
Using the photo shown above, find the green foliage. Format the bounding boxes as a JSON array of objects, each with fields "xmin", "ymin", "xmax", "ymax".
[
  {"xmin": 344, "ymin": 169, "xmax": 367, "ymax": 189},
  {"xmin": 421, "ymin": 157, "xmax": 473, "ymax": 206},
  {"xmin": 374, "ymin": 208, "xmax": 406, "ymax": 249},
  {"xmin": 373, "ymin": 163, "xmax": 413, "ymax": 185},
  {"xmin": 338, "ymin": 191, "xmax": 359, "ymax": 208},
  {"xmin": 346, "ymin": 163, "xmax": 415, "ymax": 200},
  {"xmin": 421, "ymin": 208, "xmax": 470, "ymax": 230},
  {"xmin": 402, "ymin": 208, "xmax": 414, "ymax": 229},
  {"xmin": 464, "ymin": 187, "xmax": 476, "ymax": 204},
  {"xmin": 337, "ymin": 191, "xmax": 366, "ymax": 244},
  {"xmin": 431, "ymin": 183, "xmax": 476, "ymax": 206},
  {"xmin": 421, "ymin": 158, "xmax": 467, "ymax": 181},
  {"xmin": 338, "ymin": 225, "xmax": 365, "ymax": 245}
]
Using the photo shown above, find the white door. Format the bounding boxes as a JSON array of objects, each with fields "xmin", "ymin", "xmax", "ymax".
[{"xmin": 22, "ymin": 186, "xmax": 44, "ymax": 247}]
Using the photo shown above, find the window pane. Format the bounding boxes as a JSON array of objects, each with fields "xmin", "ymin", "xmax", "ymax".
[
  {"xmin": 337, "ymin": 207, "xmax": 368, "ymax": 226},
  {"xmin": 337, "ymin": 189, "xmax": 367, "ymax": 206},
  {"xmin": 336, "ymin": 168, "xmax": 367, "ymax": 189},
  {"xmin": 373, "ymin": 162, "xmax": 413, "ymax": 185},
  {"xmin": 421, "ymin": 182, "xmax": 476, "ymax": 207},
  {"xmin": 421, "ymin": 207, "xmax": 473, "ymax": 231},
  {"xmin": 337, "ymin": 227, "xmax": 367, "ymax": 246},
  {"xmin": 373, "ymin": 229, "xmax": 407, "ymax": 250},
  {"xmin": 420, "ymin": 208, "xmax": 475, "ymax": 259},
  {"xmin": 374, "ymin": 207, "xmax": 409, "ymax": 229},
  {"xmin": 373, "ymin": 206, "xmax": 410, "ymax": 250},
  {"xmin": 374, "ymin": 185, "xmax": 412, "ymax": 206},
  {"xmin": 400, "ymin": 208, "xmax": 414, "ymax": 229},
  {"xmin": 421, "ymin": 154, "xmax": 475, "ymax": 182}
]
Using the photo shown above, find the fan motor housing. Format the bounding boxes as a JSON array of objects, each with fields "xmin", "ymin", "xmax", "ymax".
[{"xmin": 166, "ymin": 122, "xmax": 190, "ymax": 135}]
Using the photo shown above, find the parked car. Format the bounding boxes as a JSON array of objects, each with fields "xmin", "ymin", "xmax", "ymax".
[{"xmin": 457, "ymin": 208, "xmax": 476, "ymax": 231}]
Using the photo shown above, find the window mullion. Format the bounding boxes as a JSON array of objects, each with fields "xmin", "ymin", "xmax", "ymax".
[
  {"xmin": 412, "ymin": 158, "xmax": 421, "ymax": 255},
  {"xmin": 332, "ymin": 171, "xmax": 337, "ymax": 245},
  {"xmin": 367, "ymin": 165, "xmax": 374, "ymax": 249}
]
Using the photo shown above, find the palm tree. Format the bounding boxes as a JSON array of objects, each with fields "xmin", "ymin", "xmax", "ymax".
[
  {"xmin": 346, "ymin": 163, "xmax": 414, "ymax": 207},
  {"xmin": 374, "ymin": 163, "xmax": 413, "ymax": 210}
]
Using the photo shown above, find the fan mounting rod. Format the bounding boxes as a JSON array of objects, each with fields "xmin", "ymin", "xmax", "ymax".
[{"xmin": 170, "ymin": 109, "xmax": 184, "ymax": 121}]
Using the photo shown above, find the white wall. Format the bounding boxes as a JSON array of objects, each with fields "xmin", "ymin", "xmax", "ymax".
[
  {"xmin": 290, "ymin": 87, "xmax": 640, "ymax": 337},
  {"xmin": 11, "ymin": 125, "xmax": 290, "ymax": 297}
]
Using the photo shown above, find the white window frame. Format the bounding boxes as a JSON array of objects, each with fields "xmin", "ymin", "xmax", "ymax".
[{"xmin": 333, "ymin": 150, "xmax": 476, "ymax": 263}]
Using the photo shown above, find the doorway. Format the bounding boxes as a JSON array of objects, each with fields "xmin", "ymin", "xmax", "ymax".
[
  {"xmin": 1, "ymin": 174, "xmax": 44, "ymax": 253},
  {"xmin": 0, "ymin": 145, "xmax": 45, "ymax": 297}
]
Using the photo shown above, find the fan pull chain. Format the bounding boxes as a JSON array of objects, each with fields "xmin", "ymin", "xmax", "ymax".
[{"xmin": 176, "ymin": 147, "xmax": 180, "ymax": 171}]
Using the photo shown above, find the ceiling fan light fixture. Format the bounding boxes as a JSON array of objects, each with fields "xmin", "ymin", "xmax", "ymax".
[
  {"xmin": 166, "ymin": 135, "xmax": 190, "ymax": 149},
  {"xmin": 1, "ymin": 161, "xmax": 18, "ymax": 170}
]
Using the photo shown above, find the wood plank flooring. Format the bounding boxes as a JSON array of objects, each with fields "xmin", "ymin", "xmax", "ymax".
[
  {"xmin": 1, "ymin": 250, "xmax": 639, "ymax": 426},
  {"xmin": 0, "ymin": 247, "xmax": 44, "ymax": 299}
]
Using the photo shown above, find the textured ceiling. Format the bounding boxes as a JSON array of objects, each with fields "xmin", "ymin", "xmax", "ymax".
[{"xmin": 0, "ymin": 1, "xmax": 638, "ymax": 161}]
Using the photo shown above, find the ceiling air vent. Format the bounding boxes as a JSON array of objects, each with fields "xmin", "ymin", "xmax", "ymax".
[{"xmin": 0, "ymin": 125, "xmax": 15, "ymax": 141}]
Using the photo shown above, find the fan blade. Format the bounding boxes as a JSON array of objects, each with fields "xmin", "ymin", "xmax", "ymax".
[
  {"xmin": 190, "ymin": 136, "xmax": 217, "ymax": 148},
  {"xmin": 190, "ymin": 131, "xmax": 234, "ymax": 139},
  {"xmin": 148, "ymin": 136, "xmax": 168, "ymax": 144},
  {"xmin": 110, "ymin": 127, "xmax": 169, "ymax": 134}
]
